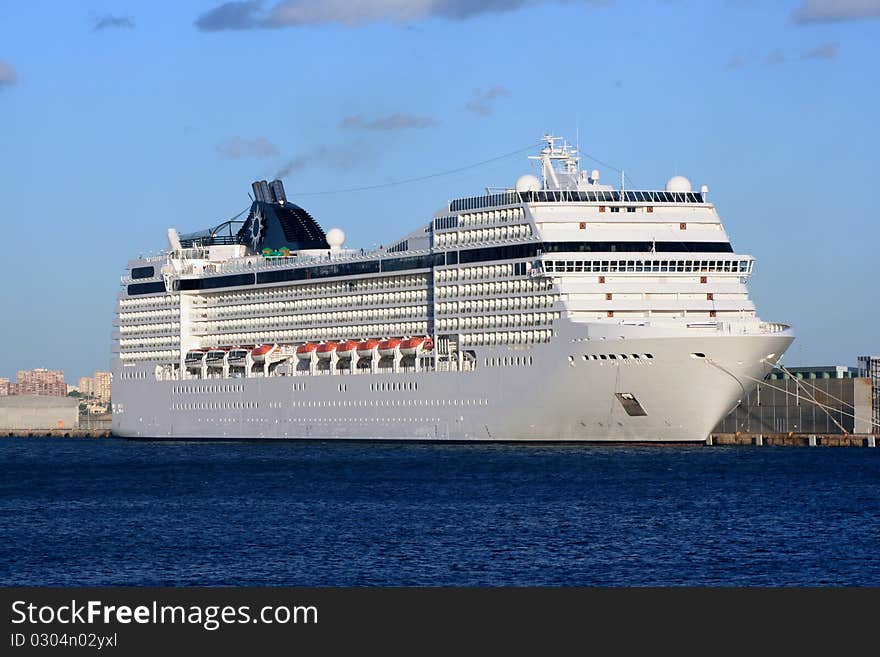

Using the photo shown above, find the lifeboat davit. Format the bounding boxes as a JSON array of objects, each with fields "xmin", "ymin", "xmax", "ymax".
[
  {"xmin": 251, "ymin": 343, "xmax": 278, "ymax": 364},
  {"xmin": 296, "ymin": 342, "xmax": 318, "ymax": 360},
  {"xmin": 336, "ymin": 340, "xmax": 359, "ymax": 359},
  {"xmin": 356, "ymin": 339, "xmax": 380, "ymax": 358},
  {"xmin": 316, "ymin": 341, "xmax": 338, "ymax": 360},
  {"xmin": 206, "ymin": 349, "xmax": 227, "ymax": 368},
  {"xmin": 400, "ymin": 336, "xmax": 434, "ymax": 357},
  {"xmin": 185, "ymin": 350, "xmax": 207, "ymax": 370},
  {"xmin": 378, "ymin": 338, "xmax": 401, "ymax": 357}
]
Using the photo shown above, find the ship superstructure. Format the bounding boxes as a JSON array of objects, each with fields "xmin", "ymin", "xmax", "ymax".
[{"xmin": 111, "ymin": 136, "xmax": 793, "ymax": 440}]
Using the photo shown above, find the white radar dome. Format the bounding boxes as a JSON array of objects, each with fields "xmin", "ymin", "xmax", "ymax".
[
  {"xmin": 515, "ymin": 174, "xmax": 541, "ymax": 192},
  {"xmin": 326, "ymin": 228, "xmax": 345, "ymax": 251},
  {"xmin": 665, "ymin": 175, "xmax": 692, "ymax": 193}
]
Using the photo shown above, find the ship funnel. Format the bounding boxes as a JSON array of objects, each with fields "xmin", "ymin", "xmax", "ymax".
[
  {"xmin": 252, "ymin": 179, "xmax": 286, "ymax": 204},
  {"xmin": 269, "ymin": 179, "xmax": 287, "ymax": 204},
  {"xmin": 258, "ymin": 180, "xmax": 271, "ymax": 203}
]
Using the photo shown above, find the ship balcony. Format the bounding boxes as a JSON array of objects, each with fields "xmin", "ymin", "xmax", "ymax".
[
  {"xmin": 201, "ymin": 280, "xmax": 430, "ymax": 308},
  {"xmin": 116, "ymin": 317, "xmax": 180, "ymax": 329},
  {"xmin": 189, "ymin": 312, "xmax": 431, "ymax": 336},
  {"xmin": 195, "ymin": 300, "xmax": 429, "ymax": 322},
  {"xmin": 117, "ymin": 298, "xmax": 178, "ymax": 311},
  {"xmin": 117, "ymin": 330, "xmax": 178, "ymax": 341}
]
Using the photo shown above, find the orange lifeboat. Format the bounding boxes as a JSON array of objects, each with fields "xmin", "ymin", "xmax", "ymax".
[
  {"xmin": 295, "ymin": 342, "xmax": 318, "ymax": 361},
  {"xmin": 356, "ymin": 339, "xmax": 380, "ymax": 358},
  {"xmin": 316, "ymin": 341, "xmax": 338, "ymax": 360},
  {"xmin": 252, "ymin": 343, "xmax": 278, "ymax": 363},
  {"xmin": 378, "ymin": 338, "xmax": 401, "ymax": 357},
  {"xmin": 400, "ymin": 336, "xmax": 433, "ymax": 357},
  {"xmin": 336, "ymin": 340, "xmax": 359, "ymax": 359}
]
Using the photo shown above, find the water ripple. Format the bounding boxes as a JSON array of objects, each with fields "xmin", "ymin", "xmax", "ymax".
[{"xmin": 0, "ymin": 438, "xmax": 878, "ymax": 586}]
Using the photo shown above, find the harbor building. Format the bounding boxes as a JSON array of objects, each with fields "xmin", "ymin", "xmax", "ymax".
[
  {"xmin": 858, "ymin": 356, "xmax": 880, "ymax": 432},
  {"xmin": 0, "ymin": 396, "xmax": 79, "ymax": 430},
  {"xmin": 714, "ymin": 366, "xmax": 873, "ymax": 435}
]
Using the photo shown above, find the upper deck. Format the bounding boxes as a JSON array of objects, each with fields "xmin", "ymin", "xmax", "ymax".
[
  {"xmin": 121, "ymin": 134, "xmax": 733, "ymax": 297},
  {"xmin": 449, "ymin": 188, "xmax": 706, "ymax": 212}
]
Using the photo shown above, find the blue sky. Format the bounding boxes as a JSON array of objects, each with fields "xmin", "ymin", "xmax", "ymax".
[{"xmin": 0, "ymin": 0, "xmax": 878, "ymax": 382}]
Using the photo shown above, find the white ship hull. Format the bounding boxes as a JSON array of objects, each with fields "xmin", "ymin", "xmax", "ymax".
[{"xmin": 112, "ymin": 321, "xmax": 793, "ymax": 442}]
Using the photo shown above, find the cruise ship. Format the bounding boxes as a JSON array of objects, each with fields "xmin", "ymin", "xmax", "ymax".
[{"xmin": 111, "ymin": 136, "xmax": 793, "ymax": 441}]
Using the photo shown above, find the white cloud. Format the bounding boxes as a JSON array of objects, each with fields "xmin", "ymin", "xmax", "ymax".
[
  {"xmin": 764, "ymin": 50, "xmax": 786, "ymax": 65},
  {"xmin": 465, "ymin": 86, "xmax": 510, "ymax": 116},
  {"xmin": 792, "ymin": 0, "xmax": 880, "ymax": 23},
  {"xmin": 195, "ymin": 0, "xmax": 612, "ymax": 31},
  {"xmin": 803, "ymin": 42, "xmax": 839, "ymax": 59},
  {"xmin": 219, "ymin": 137, "xmax": 280, "ymax": 159},
  {"xmin": 93, "ymin": 15, "xmax": 135, "ymax": 31},
  {"xmin": 340, "ymin": 113, "xmax": 440, "ymax": 130},
  {"xmin": 0, "ymin": 60, "xmax": 18, "ymax": 87}
]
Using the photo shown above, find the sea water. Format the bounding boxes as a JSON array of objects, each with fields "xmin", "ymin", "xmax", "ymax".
[{"xmin": 1, "ymin": 438, "xmax": 878, "ymax": 586}]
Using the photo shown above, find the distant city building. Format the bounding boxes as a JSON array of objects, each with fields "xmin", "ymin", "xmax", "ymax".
[
  {"xmin": 858, "ymin": 356, "xmax": 880, "ymax": 432},
  {"xmin": 15, "ymin": 368, "xmax": 67, "ymax": 397},
  {"xmin": 78, "ymin": 376, "xmax": 94, "ymax": 397},
  {"xmin": 93, "ymin": 371, "xmax": 111, "ymax": 403},
  {"xmin": 0, "ymin": 378, "xmax": 9, "ymax": 396},
  {"xmin": 716, "ymin": 365, "xmax": 873, "ymax": 435},
  {"xmin": 84, "ymin": 401, "xmax": 109, "ymax": 415}
]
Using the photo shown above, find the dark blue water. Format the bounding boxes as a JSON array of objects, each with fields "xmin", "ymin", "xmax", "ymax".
[{"xmin": 1, "ymin": 438, "xmax": 878, "ymax": 586}]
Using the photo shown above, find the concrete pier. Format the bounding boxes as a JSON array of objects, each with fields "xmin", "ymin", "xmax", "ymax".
[
  {"xmin": 3, "ymin": 429, "xmax": 111, "ymax": 438},
  {"xmin": 708, "ymin": 433, "xmax": 877, "ymax": 448},
  {"xmin": 3, "ymin": 428, "xmax": 876, "ymax": 444}
]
